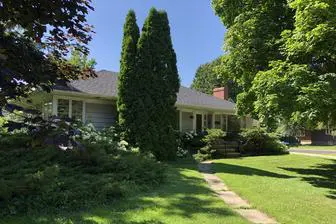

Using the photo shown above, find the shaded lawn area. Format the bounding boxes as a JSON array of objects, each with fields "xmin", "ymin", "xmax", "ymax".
[
  {"xmin": 213, "ymin": 155, "xmax": 336, "ymax": 224},
  {"xmin": 290, "ymin": 145, "xmax": 336, "ymax": 151},
  {"xmin": 1, "ymin": 160, "xmax": 247, "ymax": 224}
]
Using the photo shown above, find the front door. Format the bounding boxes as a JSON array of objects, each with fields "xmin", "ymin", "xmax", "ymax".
[{"xmin": 196, "ymin": 114, "xmax": 203, "ymax": 132}]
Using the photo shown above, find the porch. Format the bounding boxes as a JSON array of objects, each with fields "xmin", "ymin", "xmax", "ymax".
[{"xmin": 177, "ymin": 108, "xmax": 248, "ymax": 133}]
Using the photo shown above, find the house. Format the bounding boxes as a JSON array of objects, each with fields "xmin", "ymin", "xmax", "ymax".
[
  {"xmin": 299, "ymin": 129, "xmax": 336, "ymax": 145},
  {"xmin": 39, "ymin": 70, "xmax": 254, "ymax": 132}
]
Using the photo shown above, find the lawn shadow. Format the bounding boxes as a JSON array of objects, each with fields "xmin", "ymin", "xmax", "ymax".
[
  {"xmin": 10, "ymin": 159, "xmax": 242, "ymax": 224},
  {"xmin": 212, "ymin": 162, "xmax": 294, "ymax": 179},
  {"xmin": 280, "ymin": 158, "xmax": 336, "ymax": 199}
]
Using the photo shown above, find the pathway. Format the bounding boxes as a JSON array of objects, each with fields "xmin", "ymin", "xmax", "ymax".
[{"xmin": 198, "ymin": 161, "xmax": 278, "ymax": 224}]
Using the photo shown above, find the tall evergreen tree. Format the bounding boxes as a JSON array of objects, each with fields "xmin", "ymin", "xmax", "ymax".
[
  {"xmin": 117, "ymin": 10, "xmax": 140, "ymax": 144},
  {"xmin": 136, "ymin": 8, "xmax": 180, "ymax": 160}
]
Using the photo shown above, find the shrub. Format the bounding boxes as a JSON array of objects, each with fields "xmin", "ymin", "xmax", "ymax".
[
  {"xmin": 240, "ymin": 127, "xmax": 288, "ymax": 155},
  {"xmin": 194, "ymin": 129, "xmax": 225, "ymax": 161},
  {"xmin": 0, "ymin": 117, "xmax": 7, "ymax": 134},
  {"xmin": 0, "ymin": 146, "xmax": 166, "ymax": 216},
  {"xmin": 74, "ymin": 123, "xmax": 122, "ymax": 154}
]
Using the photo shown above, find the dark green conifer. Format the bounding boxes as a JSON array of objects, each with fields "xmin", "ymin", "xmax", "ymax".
[
  {"xmin": 136, "ymin": 8, "xmax": 180, "ymax": 160},
  {"xmin": 117, "ymin": 10, "xmax": 140, "ymax": 144}
]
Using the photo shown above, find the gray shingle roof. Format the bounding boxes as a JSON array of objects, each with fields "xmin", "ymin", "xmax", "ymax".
[{"xmin": 55, "ymin": 70, "xmax": 235, "ymax": 112}]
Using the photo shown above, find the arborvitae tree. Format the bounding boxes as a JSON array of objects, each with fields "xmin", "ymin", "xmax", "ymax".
[
  {"xmin": 136, "ymin": 8, "xmax": 180, "ymax": 160},
  {"xmin": 117, "ymin": 10, "xmax": 140, "ymax": 144}
]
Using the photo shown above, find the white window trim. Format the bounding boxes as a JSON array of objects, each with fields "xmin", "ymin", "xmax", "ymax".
[{"xmin": 52, "ymin": 95, "xmax": 114, "ymax": 123}]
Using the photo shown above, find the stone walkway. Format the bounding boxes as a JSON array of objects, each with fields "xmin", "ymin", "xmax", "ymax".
[{"xmin": 198, "ymin": 161, "xmax": 278, "ymax": 224}]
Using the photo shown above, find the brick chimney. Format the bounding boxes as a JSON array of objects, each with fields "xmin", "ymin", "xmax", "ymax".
[{"xmin": 213, "ymin": 87, "xmax": 229, "ymax": 100}]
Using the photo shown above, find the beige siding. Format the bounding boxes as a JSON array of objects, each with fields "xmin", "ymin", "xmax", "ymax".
[
  {"xmin": 86, "ymin": 103, "xmax": 116, "ymax": 130},
  {"xmin": 181, "ymin": 111, "xmax": 193, "ymax": 132}
]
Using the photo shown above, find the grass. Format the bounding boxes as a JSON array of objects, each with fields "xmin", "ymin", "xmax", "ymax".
[
  {"xmin": 213, "ymin": 154, "xmax": 336, "ymax": 224},
  {"xmin": 1, "ymin": 159, "xmax": 248, "ymax": 224},
  {"xmin": 290, "ymin": 145, "xmax": 336, "ymax": 150}
]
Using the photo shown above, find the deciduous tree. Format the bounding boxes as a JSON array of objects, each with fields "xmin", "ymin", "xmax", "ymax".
[
  {"xmin": 0, "ymin": 0, "xmax": 94, "ymax": 114},
  {"xmin": 191, "ymin": 56, "xmax": 242, "ymax": 102}
]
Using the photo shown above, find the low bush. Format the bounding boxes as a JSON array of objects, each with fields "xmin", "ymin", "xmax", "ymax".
[
  {"xmin": 0, "ymin": 146, "xmax": 166, "ymax": 216},
  {"xmin": 175, "ymin": 131, "xmax": 206, "ymax": 158},
  {"xmin": 194, "ymin": 129, "xmax": 225, "ymax": 161},
  {"xmin": 240, "ymin": 127, "xmax": 288, "ymax": 155}
]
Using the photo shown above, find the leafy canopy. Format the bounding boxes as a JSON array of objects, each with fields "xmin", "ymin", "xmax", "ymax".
[
  {"xmin": 191, "ymin": 56, "xmax": 242, "ymax": 102},
  {"xmin": 212, "ymin": 0, "xmax": 336, "ymax": 130},
  {"xmin": 0, "ymin": 0, "xmax": 94, "ymax": 114}
]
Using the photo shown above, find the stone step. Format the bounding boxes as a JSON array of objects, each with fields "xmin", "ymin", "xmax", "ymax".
[
  {"xmin": 225, "ymin": 152, "xmax": 241, "ymax": 158},
  {"xmin": 215, "ymin": 148, "xmax": 237, "ymax": 153},
  {"xmin": 212, "ymin": 144, "xmax": 239, "ymax": 149}
]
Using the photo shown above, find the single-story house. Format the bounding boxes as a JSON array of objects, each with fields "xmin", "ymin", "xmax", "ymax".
[
  {"xmin": 299, "ymin": 129, "xmax": 336, "ymax": 145},
  {"xmin": 37, "ymin": 70, "xmax": 254, "ymax": 132}
]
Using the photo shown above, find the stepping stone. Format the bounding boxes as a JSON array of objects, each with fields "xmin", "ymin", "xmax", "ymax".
[
  {"xmin": 217, "ymin": 191, "xmax": 251, "ymax": 208},
  {"xmin": 203, "ymin": 173, "xmax": 229, "ymax": 191},
  {"xmin": 199, "ymin": 161, "xmax": 278, "ymax": 224},
  {"xmin": 198, "ymin": 163, "xmax": 213, "ymax": 173},
  {"xmin": 235, "ymin": 209, "xmax": 278, "ymax": 224}
]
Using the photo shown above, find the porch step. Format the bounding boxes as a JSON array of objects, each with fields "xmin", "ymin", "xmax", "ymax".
[
  {"xmin": 224, "ymin": 152, "xmax": 241, "ymax": 158},
  {"xmin": 215, "ymin": 148, "xmax": 237, "ymax": 153},
  {"xmin": 212, "ymin": 144, "xmax": 239, "ymax": 150}
]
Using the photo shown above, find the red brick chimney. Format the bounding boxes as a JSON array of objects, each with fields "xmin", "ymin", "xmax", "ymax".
[{"xmin": 213, "ymin": 87, "xmax": 229, "ymax": 100}]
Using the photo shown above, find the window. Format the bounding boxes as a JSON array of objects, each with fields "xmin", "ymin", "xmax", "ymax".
[
  {"xmin": 58, "ymin": 99, "xmax": 69, "ymax": 118},
  {"xmin": 57, "ymin": 99, "xmax": 83, "ymax": 121},
  {"xmin": 72, "ymin": 100, "xmax": 83, "ymax": 121}
]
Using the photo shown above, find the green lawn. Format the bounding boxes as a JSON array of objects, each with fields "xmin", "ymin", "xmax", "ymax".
[
  {"xmin": 290, "ymin": 145, "xmax": 336, "ymax": 150},
  {"xmin": 1, "ymin": 160, "xmax": 247, "ymax": 224},
  {"xmin": 213, "ymin": 155, "xmax": 336, "ymax": 224}
]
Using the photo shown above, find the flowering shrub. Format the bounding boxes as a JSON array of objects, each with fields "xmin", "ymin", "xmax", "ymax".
[{"xmin": 74, "ymin": 123, "xmax": 128, "ymax": 154}]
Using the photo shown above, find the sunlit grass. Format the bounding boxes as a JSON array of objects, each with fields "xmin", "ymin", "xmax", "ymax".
[{"xmin": 213, "ymin": 155, "xmax": 336, "ymax": 224}]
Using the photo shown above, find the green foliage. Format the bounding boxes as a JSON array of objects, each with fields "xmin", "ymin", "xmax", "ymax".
[
  {"xmin": 0, "ymin": 133, "xmax": 31, "ymax": 149},
  {"xmin": 132, "ymin": 8, "xmax": 180, "ymax": 161},
  {"xmin": 191, "ymin": 57, "xmax": 222, "ymax": 94},
  {"xmin": 195, "ymin": 129, "xmax": 225, "ymax": 161},
  {"xmin": 75, "ymin": 124, "xmax": 122, "ymax": 153},
  {"xmin": 0, "ymin": 117, "xmax": 7, "ymax": 133},
  {"xmin": 176, "ymin": 131, "xmax": 206, "ymax": 155},
  {"xmin": 240, "ymin": 127, "xmax": 288, "ymax": 155},
  {"xmin": 0, "ymin": 145, "xmax": 166, "ymax": 216},
  {"xmin": 117, "ymin": 10, "xmax": 140, "ymax": 145},
  {"xmin": 0, "ymin": 0, "xmax": 94, "ymax": 116},
  {"xmin": 250, "ymin": 0, "xmax": 336, "ymax": 129},
  {"xmin": 212, "ymin": 0, "xmax": 336, "ymax": 130},
  {"xmin": 68, "ymin": 49, "xmax": 97, "ymax": 70},
  {"xmin": 191, "ymin": 56, "xmax": 242, "ymax": 102}
]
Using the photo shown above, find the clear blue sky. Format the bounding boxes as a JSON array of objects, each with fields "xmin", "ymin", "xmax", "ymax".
[{"xmin": 87, "ymin": 0, "xmax": 226, "ymax": 87}]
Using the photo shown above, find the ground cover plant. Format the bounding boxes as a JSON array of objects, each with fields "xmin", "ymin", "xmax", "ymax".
[
  {"xmin": 213, "ymin": 155, "xmax": 336, "ymax": 224},
  {"xmin": 0, "ymin": 123, "xmax": 165, "ymax": 216},
  {"xmin": 0, "ymin": 159, "xmax": 248, "ymax": 224}
]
